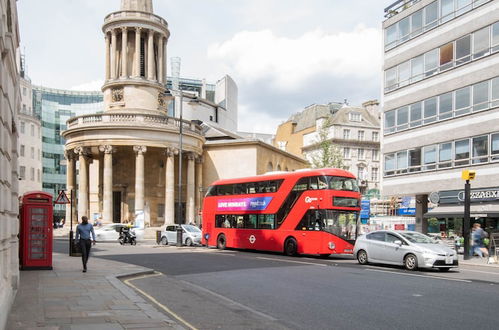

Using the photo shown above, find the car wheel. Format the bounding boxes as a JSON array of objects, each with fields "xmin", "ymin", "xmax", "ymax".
[
  {"xmin": 185, "ymin": 238, "xmax": 193, "ymax": 246},
  {"xmin": 357, "ymin": 250, "xmax": 368, "ymax": 265},
  {"xmin": 438, "ymin": 268, "xmax": 450, "ymax": 272},
  {"xmin": 284, "ymin": 238, "xmax": 298, "ymax": 256},
  {"xmin": 404, "ymin": 253, "xmax": 418, "ymax": 271},
  {"xmin": 217, "ymin": 234, "xmax": 226, "ymax": 250},
  {"xmin": 161, "ymin": 236, "xmax": 168, "ymax": 245}
]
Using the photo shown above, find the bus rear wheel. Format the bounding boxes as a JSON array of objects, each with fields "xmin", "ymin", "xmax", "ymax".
[
  {"xmin": 284, "ymin": 238, "xmax": 298, "ymax": 256},
  {"xmin": 217, "ymin": 234, "xmax": 226, "ymax": 250}
]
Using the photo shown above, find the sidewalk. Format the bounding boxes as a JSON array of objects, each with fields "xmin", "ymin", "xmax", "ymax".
[
  {"xmin": 6, "ymin": 252, "xmax": 183, "ymax": 330},
  {"xmin": 458, "ymin": 254, "xmax": 499, "ymax": 268}
]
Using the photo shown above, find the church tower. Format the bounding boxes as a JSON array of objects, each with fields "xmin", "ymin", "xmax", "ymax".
[{"xmin": 102, "ymin": 0, "xmax": 170, "ymax": 114}]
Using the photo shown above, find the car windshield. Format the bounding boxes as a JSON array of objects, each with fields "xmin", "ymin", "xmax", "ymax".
[
  {"xmin": 399, "ymin": 232, "xmax": 435, "ymax": 244},
  {"xmin": 183, "ymin": 225, "xmax": 201, "ymax": 233}
]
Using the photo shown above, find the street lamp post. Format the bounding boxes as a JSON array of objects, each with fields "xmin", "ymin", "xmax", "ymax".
[
  {"xmin": 176, "ymin": 91, "xmax": 183, "ymax": 247},
  {"xmin": 462, "ymin": 170, "xmax": 476, "ymax": 260}
]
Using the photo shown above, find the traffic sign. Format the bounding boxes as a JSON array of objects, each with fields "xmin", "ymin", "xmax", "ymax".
[{"xmin": 54, "ymin": 190, "xmax": 70, "ymax": 204}]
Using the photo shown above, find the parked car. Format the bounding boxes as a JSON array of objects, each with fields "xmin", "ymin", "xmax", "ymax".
[
  {"xmin": 353, "ymin": 230, "xmax": 458, "ymax": 271},
  {"xmin": 160, "ymin": 224, "xmax": 201, "ymax": 246},
  {"xmin": 94, "ymin": 223, "xmax": 144, "ymax": 242}
]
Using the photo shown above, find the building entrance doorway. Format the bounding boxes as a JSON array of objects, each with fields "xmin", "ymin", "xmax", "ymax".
[{"xmin": 113, "ymin": 191, "xmax": 121, "ymax": 223}]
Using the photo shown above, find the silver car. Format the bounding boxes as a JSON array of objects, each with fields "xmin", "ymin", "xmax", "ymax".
[
  {"xmin": 160, "ymin": 224, "xmax": 202, "ymax": 246},
  {"xmin": 353, "ymin": 230, "xmax": 458, "ymax": 271}
]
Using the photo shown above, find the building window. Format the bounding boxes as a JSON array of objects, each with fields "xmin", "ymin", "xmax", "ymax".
[
  {"xmin": 372, "ymin": 149, "xmax": 379, "ymax": 161},
  {"xmin": 20, "ymin": 121, "xmax": 25, "ymax": 134},
  {"xmin": 473, "ymin": 80, "xmax": 489, "ymax": 111},
  {"xmin": 397, "ymin": 106, "xmax": 409, "ymax": 130},
  {"xmin": 492, "ymin": 133, "xmax": 499, "ymax": 160},
  {"xmin": 20, "ymin": 145, "xmax": 25, "ymax": 157},
  {"xmin": 456, "ymin": 35, "xmax": 471, "ymax": 65},
  {"xmin": 20, "ymin": 166, "xmax": 26, "ymax": 180},
  {"xmin": 472, "ymin": 135, "xmax": 488, "ymax": 164},
  {"xmin": 473, "ymin": 26, "xmax": 490, "ymax": 59},
  {"xmin": 357, "ymin": 166, "xmax": 367, "ymax": 180},
  {"xmin": 438, "ymin": 92, "xmax": 453, "ymax": 120},
  {"xmin": 439, "ymin": 142, "xmax": 452, "ymax": 168},
  {"xmin": 37, "ymin": 169, "xmax": 41, "ymax": 182},
  {"xmin": 423, "ymin": 97, "xmax": 437, "ymax": 124},
  {"xmin": 343, "ymin": 129, "xmax": 350, "ymax": 140},
  {"xmin": 30, "ymin": 167, "xmax": 35, "ymax": 181},
  {"xmin": 455, "ymin": 139, "xmax": 470, "ymax": 166},
  {"xmin": 358, "ymin": 148, "xmax": 365, "ymax": 159},
  {"xmin": 31, "ymin": 124, "xmax": 35, "ymax": 137},
  {"xmin": 372, "ymin": 132, "xmax": 379, "ymax": 141},
  {"xmin": 423, "ymin": 145, "xmax": 437, "ymax": 170},
  {"xmin": 349, "ymin": 112, "xmax": 362, "ymax": 122},
  {"xmin": 358, "ymin": 130, "xmax": 365, "ymax": 141},
  {"xmin": 31, "ymin": 147, "xmax": 34, "ymax": 159},
  {"xmin": 371, "ymin": 168, "xmax": 378, "ymax": 181},
  {"xmin": 343, "ymin": 147, "xmax": 350, "ymax": 159}
]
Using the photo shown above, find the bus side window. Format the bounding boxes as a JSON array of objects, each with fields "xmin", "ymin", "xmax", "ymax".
[
  {"xmin": 247, "ymin": 214, "xmax": 257, "ymax": 228},
  {"xmin": 310, "ymin": 177, "xmax": 319, "ymax": 190}
]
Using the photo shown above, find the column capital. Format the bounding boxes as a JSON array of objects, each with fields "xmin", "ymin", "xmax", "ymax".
[
  {"xmin": 99, "ymin": 145, "xmax": 115, "ymax": 154},
  {"xmin": 133, "ymin": 145, "xmax": 147, "ymax": 155},
  {"xmin": 164, "ymin": 147, "xmax": 177, "ymax": 157},
  {"xmin": 74, "ymin": 146, "xmax": 91, "ymax": 157},
  {"xmin": 64, "ymin": 149, "xmax": 77, "ymax": 161},
  {"xmin": 135, "ymin": 26, "xmax": 142, "ymax": 32},
  {"xmin": 187, "ymin": 152, "xmax": 196, "ymax": 161},
  {"xmin": 121, "ymin": 26, "xmax": 128, "ymax": 32},
  {"xmin": 111, "ymin": 28, "xmax": 117, "ymax": 36},
  {"xmin": 195, "ymin": 155, "xmax": 204, "ymax": 164}
]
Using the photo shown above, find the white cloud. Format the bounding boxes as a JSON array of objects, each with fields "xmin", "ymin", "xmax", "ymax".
[
  {"xmin": 70, "ymin": 80, "xmax": 103, "ymax": 91},
  {"xmin": 207, "ymin": 25, "xmax": 382, "ymax": 92}
]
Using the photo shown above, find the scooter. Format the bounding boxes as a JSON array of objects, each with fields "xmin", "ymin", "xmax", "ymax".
[{"xmin": 119, "ymin": 227, "xmax": 137, "ymax": 245}]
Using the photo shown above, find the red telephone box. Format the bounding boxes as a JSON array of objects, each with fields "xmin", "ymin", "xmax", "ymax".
[{"xmin": 19, "ymin": 191, "xmax": 53, "ymax": 270}]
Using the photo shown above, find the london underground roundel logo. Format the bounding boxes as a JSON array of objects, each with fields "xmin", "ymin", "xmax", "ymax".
[{"xmin": 249, "ymin": 235, "xmax": 256, "ymax": 244}]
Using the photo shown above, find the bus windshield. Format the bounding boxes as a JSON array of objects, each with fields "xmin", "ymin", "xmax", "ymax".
[{"xmin": 296, "ymin": 209, "xmax": 358, "ymax": 241}]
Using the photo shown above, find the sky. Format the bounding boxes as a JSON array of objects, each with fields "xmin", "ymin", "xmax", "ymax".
[{"xmin": 17, "ymin": 0, "xmax": 394, "ymax": 134}]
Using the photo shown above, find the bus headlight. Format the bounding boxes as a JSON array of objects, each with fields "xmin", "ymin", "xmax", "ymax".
[{"xmin": 328, "ymin": 242, "xmax": 335, "ymax": 250}]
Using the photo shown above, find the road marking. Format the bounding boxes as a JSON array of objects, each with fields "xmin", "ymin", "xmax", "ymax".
[
  {"xmin": 459, "ymin": 268, "xmax": 499, "ymax": 275},
  {"xmin": 124, "ymin": 272, "xmax": 199, "ymax": 330},
  {"xmin": 256, "ymin": 257, "xmax": 328, "ymax": 267},
  {"xmin": 365, "ymin": 268, "xmax": 472, "ymax": 283}
]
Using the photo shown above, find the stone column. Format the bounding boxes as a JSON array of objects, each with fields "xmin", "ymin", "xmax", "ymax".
[
  {"xmin": 65, "ymin": 150, "xmax": 76, "ymax": 223},
  {"xmin": 163, "ymin": 37, "xmax": 167, "ymax": 83},
  {"xmin": 415, "ymin": 194, "xmax": 428, "ymax": 234},
  {"xmin": 158, "ymin": 36, "xmax": 164, "ymax": 84},
  {"xmin": 121, "ymin": 27, "xmax": 128, "ymax": 78},
  {"xmin": 75, "ymin": 147, "xmax": 90, "ymax": 221},
  {"xmin": 147, "ymin": 30, "xmax": 155, "ymax": 80},
  {"xmin": 133, "ymin": 145, "xmax": 147, "ymax": 215},
  {"xmin": 186, "ymin": 153, "xmax": 196, "ymax": 224},
  {"xmin": 164, "ymin": 148, "xmax": 176, "ymax": 226},
  {"xmin": 195, "ymin": 156, "xmax": 203, "ymax": 226},
  {"xmin": 111, "ymin": 29, "xmax": 117, "ymax": 79},
  {"xmin": 99, "ymin": 145, "xmax": 114, "ymax": 224},
  {"xmin": 105, "ymin": 32, "xmax": 110, "ymax": 80},
  {"xmin": 134, "ymin": 27, "xmax": 142, "ymax": 77}
]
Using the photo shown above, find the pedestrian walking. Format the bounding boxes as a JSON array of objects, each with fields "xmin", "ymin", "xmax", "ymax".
[
  {"xmin": 471, "ymin": 223, "xmax": 489, "ymax": 258},
  {"xmin": 75, "ymin": 216, "xmax": 96, "ymax": 272}
]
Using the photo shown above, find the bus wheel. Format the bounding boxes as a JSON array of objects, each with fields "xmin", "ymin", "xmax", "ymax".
[
  {"xmin": 284, "ymin": 238, "xmax": 297, "ymax": 256},
  {"xmin": 217, "ymin": 234, "xmax": 226, "ymax": 250}
]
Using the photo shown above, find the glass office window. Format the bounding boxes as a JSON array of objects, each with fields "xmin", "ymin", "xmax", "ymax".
[
  {"xmin": 439, "ymin": 142, "xmax": 452, "ymax": 168},
  {"xmin": 424, "ymin": 49, "xmax": 439, "ymax": 77},
  {"xmin": 397, "ymin": 106, "xmax": 409, "ymax": 130},
  {"xmin": 409, "ymin": 148, "xmax": 422, "ymax": 172},
  {"xmin": 396, "ymin": 151, "xmax": 408, "ymax": 173},
  {"xmin": 409, "ymin": 102, "xmax": 422, "ymax": 127},
  {"xmin": 492, "ymin": 133, "xmax": 499, "ymax": 160},
  {"xmin": 473, "ymin": 80, "xmax": 489, "ymax": 111},
  {"xmin": 385, "ymin": 67, "xmax": 397, "ymax": 91},
  {"xmin": 411, "ymin": 10, "xmax": 423, "ymax": 37},
  {"xmin": 384, "ymin": 154, "xmax": 396, "ymax": 175},
  {"xmin": 441, "ymin": 0, "xmax": 455, "ymax": 23},
  {"xmin": 492, "ymin": 77, "xmax": 499, "ymax": 107},
  {"xmin": 385, "ymin": 24, "xmax": 398, "ymax": 48},
  {"xmin": 455, "ymin": 86, "xmax": 471, "ymax": 115},
  {"xmin": 423, "ymin": 97, "xmax": 437, "ymax": 124},
  {"xmin": 492, "ymin": 22, "xmax": 499, "ymax": 53},
  {"xmin": 473, "ymin": 26, "xmax": 490, "ymax": 59},
  {"xmin": 423, "ymin": 145, "xmax": 437, "ymax": 170},
  {"xmin": 455, "ymin": 139, "xmax": 470, "ymax": 165},
  {"xmin": 399, "ymin": 16, "xmax": 410, "ymax": 42},
  {"xmin": 438, "ymin": 92, "xmax": 453, "ymax": 120},
  {"xmin": 456, "ymin": 0, "xmax": 472, "ymax": 15},
  {"xmin": 424, "ymin": 1, "xmax": 438, "ymax": 30},
  {"xmin": 385, "ymin": 111, "xmax": 396, "ymax": 134},
  {"xmin": 399, "ymin": 61, "xmax": 411, "ymax": 87},
  {"xmin": 472, "ymin": 135, "xmax": 488, "ymax": 163},
  {"xmin": 411, "ymin": 55, "xmax": 424, "ymax": 82},
  {"xmin": 456, "ymin": 35, "xmax": 471, "ymax": 65},
  {"xmin": 440, "ymin": 42, "xmax": 454, "ymax": 70}
]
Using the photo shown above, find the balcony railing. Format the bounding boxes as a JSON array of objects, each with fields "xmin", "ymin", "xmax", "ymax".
[
  {"xmin": 104, "ymin": 10, "xmax": 168, "ymax": 27},
  {"xmin": 66, "ymin": 113, "xmax": 202, "ymax": 135},
  {"xmin": 384, "ymin": 0, "xmax": 422, "ymax": 18}
]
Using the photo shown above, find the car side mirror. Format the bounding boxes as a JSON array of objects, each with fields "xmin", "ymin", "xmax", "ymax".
[{"xmin": 394, "ymin": 240, "xmax": 402, "ymax": 246}]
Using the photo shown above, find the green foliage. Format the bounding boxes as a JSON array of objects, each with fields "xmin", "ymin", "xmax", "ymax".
[{"xmin": 310, "ymin": 118, "xmax": 344, "ymax": 169}]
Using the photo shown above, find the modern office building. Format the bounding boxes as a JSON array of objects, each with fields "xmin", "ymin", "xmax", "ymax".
[
  {"xmin": 0, "ymin": 0, "xmax": 21, "ymax": 327},
  {"xmin": 275, "ymin": 100, "xmax": 381, "ymax": 196},
  {"xmin": 18, "ymin": 60, "xmax": 42, "ymax": 195},
  {"xmin": 382, "ymin": 0, "xmax": 499, "ymax": 234}
]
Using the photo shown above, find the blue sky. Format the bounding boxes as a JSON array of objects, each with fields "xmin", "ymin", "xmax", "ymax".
[{"xmin": 17, "ymin": 0, "xmax": 394, "ymax": 133}]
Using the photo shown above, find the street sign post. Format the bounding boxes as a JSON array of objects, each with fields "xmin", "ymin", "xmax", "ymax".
[{"xmin": 462, "ymin": 170, "xmax": 476, "ymax": 260}]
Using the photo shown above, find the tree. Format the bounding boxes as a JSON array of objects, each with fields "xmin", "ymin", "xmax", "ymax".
[{"xmin": 309, "ymin": 118, "xmax": 344, "ymax": 169}]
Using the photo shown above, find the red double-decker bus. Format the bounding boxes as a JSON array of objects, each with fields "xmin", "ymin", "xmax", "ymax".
[{"xmin": 202, "ymin": 168, "xmax": 361, "ymax": 256}]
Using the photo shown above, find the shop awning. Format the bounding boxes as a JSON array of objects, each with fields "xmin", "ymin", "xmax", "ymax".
[{"xmin": 425, "ymin": 203, "xmax": 499, "ymax": 218}]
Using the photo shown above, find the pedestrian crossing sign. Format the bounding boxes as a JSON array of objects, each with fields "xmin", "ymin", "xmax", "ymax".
[{"xmin": 54, "ymin": 190, "xmax": 70, "ymax": 204}]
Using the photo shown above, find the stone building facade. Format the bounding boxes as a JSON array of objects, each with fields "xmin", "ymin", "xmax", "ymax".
[{"xmin": 0, "ymin": 0, "xmax": 20, "ymax": 327}]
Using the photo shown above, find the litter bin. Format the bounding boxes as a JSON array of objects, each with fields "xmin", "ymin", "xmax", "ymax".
[{"xmin": 156, "ymin": 230, "xmax": 162, "ymax": 245}]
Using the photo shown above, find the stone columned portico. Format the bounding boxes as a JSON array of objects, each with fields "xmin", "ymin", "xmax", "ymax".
[{"xmin": 62, "ymin": 0, "xmax": 205, "ymax": 231}]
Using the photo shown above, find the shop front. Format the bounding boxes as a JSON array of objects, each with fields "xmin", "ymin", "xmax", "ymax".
[{"xmin": 425, "ymin": 187, "xmax": 499, "ymax": 237}]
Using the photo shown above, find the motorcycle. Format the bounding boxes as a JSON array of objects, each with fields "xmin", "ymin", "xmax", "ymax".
[{"xmin": 119, "ymin": 227, "xmax": 137, "ymax": 245}]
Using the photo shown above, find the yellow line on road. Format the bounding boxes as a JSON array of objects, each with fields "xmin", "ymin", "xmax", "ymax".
[{"xmin": 124, "ymin": 272, "xmax": 199, "ymax": 330}]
